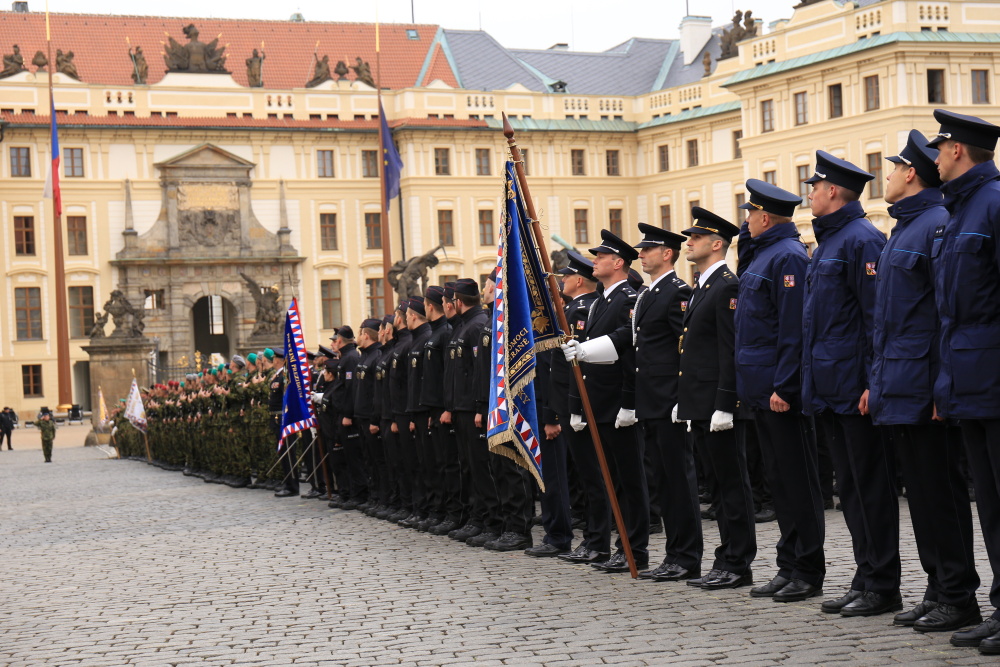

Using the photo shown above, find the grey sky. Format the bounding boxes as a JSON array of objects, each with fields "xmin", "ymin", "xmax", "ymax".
[{"xmin": 47, "ymin": 0, "xmax": 803, "ymax": 52}]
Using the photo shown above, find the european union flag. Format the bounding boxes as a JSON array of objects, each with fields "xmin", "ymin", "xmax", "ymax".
[
  {"xmin": 279, "ymin": 298, "xmax": 315, "ymax": 449},
  {"xmin": 380, "ymin": 101, "xmax": 403, "ymax": 210}
]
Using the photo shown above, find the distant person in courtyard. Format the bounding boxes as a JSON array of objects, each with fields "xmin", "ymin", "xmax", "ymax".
[
  {"xmin": 38, "ymin": 412, "xmax": 55, "ymax": 463},
  {"xmin": 0, "ymin": 407, "xmax": 13, "ymax": 450}
]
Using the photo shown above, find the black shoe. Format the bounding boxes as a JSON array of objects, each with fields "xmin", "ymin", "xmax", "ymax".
[
  {"xmin": 821, "ymin": 589, "xmax": 863, "ymax": 614},
  {"xmin": 840, "ymin": 591, "xmax": 903, "ymax": 617},
  {"xmin": 750, "ymin": 575, "xmax": 790, "ymax": 598},
  {"xmin": 341, "ymin": 499, "xmax": 359, "ymax": 510},
  {"xmin": 398, "ymin": 514, "xmax": 422, "ymax": 529},
  {"xmin": 773, "ymin": 579, "xmax": 822, "ymax": 603},
  {"xmin": 952, "ymin": 619, "xmax": 1000, "ymax": 648},
  {"xmin": 274, "ymin": 488, "xmax": 296, "ymax": 498},
  {"xmin": 823, "ymin": 498, "xmax": 835, "ymax": 510},
  {"xmin": 913, "ymin": 603, "xmax": 981, "ymax": 633},
  {"xmin": 531, "ymin": 515, "xmax": 543, "ymax": 526},
  {"xmin": 428, "ymin": 519, "xmax": 459, "ymax": 536},
  {"xmin": 571, "ymin": 517, "xmax": 586, "ymax": 530},
  {"xmin": 638, "ymin": 558, "xmax": 673, "ymax": 580},
  {"xmin": 701, "ymin": 570, "xmax": 753, "ymax": 590},
  {"xmin": 701, "ymin": 505, "xmax": 717, "ymax": 520},
  {"xmin": 649, "ymin": 521, "xmax": 664, "ymax": 535},
  {"xmin": 375, "ymin": 506, "xmax": 395, "ymax": 520},
  {"xmin": 388, "ymin": 509, "xmax": 410, "ymax": 523},
  {"xmin": 415, "ymin": 517, "xmax": 438, "ymax": 532},
  {"xmin": 687, "ymin": 569, "xmax": 722, "ymax": 587},
  {"xmin": 357, "ymin": 500, "xmax": 374, "ymax": 513},
  {"xmin": 301, "ymin": 489, "xmax": 322, "ymax": 499},
  {"xmin": 327, "ymin": 497, "xmax": 344, "ymax": 509},
  {"xmin": 592, "ymin": 552, "xmax": 627, "ymax": 572},
  {"xmin": 558, "ymin": 544, "xmax": 609, "ymax": 564},
  {"xmin": 466, "ymin": 531, "xmax": 499, "ymax": 548},
  {"xmin": 652, "ymin": 564, "xmax": 701, "ymax": 582},
  {"xmin": 754, "ymin": 507, "xmax": 777, "ymax": 523},
  {"xmin": 451, "ymin": 524, "xmax": 482, "ymax": 541},
  {"xmin": 485, "ymin": 532, "xmax": 532, "ymax": 552},
  {"xmin": 981, "ymin": 629, "xmax": 1000, "ymax": 655},
  {"xmin": 894, "ymin": 600, "xmax": 939, "ymax": 627},
  {"xmin": 524, "ymin": 543, "xmax": 570, "ymax": 558}
]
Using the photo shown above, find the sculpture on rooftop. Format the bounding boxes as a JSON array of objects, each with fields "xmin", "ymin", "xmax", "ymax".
[
  {"xmin": 246, "ymin": 48, "xmax": 265, "ymax": 87},
  {"xmin": 352, "ymin": 57, "xmax": 375, "ymax": 88},
  {"xmin": 129, "ymin": 45, "xmax": 148, "ymax": 84},
  {"xmin": 32, "ymin": 50, "xmax": 47, "ymax": 72},
  {"xmin": 743, "ymin": 11, "xmax": 759, "ymax": 38},
  {"xmin": 703, "ymin": 51, "xmax": 712, "ymax": 77},
  {"xmin": 56, "ymin": 49, "xmax": 79, "ymax": 80},
  {"xmin": 0, "ymin": 44, "xmax": 26, "ymax": 78},
  {"xmin": 307, "ymin": 54, "xmax": 332, "ymax": 87},
  {"xmin": 334, "ymin": 60, "xmax": 349, "ymax": 81},
  {"xmin": 719, "ymin": 9, "xmax": 758, "ymax": 60},
  {"xmin": 163, "ymin": 23, "xmax": 228, "ymax": 73}
]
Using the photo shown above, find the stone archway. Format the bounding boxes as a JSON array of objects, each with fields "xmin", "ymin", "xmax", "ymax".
[{"xmin": 191, "ymin": 294, "xmax": 237, "ymax": 360}]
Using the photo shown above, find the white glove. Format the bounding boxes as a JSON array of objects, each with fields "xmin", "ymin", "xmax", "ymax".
[
  {"xmin": 710, "ymin": 410, "xmax": 735, "ymax": 432},
  {"xmin": 671, "ymin": 404, "xmax": 681, "ymax": 423},
  {"xmin": 570, "ymin": 414, "xmax": 587, "ymax": 432},
  {"xmin": 615, "ymin": 408, "xmax": 637, "ymax": 429},
  {"xmin": 561, "ymin": 339, "xmax": 584, "ymax": 363},
  {"xmin": 311, "ymin": 392, "xmax": 323, "ymax": 404}
]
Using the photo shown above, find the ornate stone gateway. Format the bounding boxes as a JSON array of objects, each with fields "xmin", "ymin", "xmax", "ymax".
[{"xmin": 111, "ymin": 144, "xmax": 304, "ymax": 368}]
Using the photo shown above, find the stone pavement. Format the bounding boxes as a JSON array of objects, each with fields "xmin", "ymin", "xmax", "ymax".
[{"xmin": 0, "ymin": 444, "xmax": 995, "ymax": 666}]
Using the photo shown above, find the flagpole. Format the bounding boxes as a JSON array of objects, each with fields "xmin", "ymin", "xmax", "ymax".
[
  {"xmin": 502, "ymin": 114, "xmax": 639, "ymax": 579},
  {"xmin": 376, "ymin": 13, "xmax": 394, "ymax": 315},
  {"xmin": 46, "ymin": 2, "xmax": 73, "ymax": 412}
]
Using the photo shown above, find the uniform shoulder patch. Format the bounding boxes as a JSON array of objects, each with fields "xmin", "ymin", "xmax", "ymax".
[
  {"xmin": 783, "ymin": 274, "xmax": 796, "ymax": 288},
  {"xmin": 680, "ymin": 300, "xmax": 688, "ymax": 311},
  {"xmin": 865, "ymin": 262, "xmax": 877, "ymax": 276},
  {"xmin": 729, "ymin": 298, "xmax": 738, "ymax": 310}
]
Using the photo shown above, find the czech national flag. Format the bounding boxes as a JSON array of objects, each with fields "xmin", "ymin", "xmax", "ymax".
[{"xmin": 42, "ymin": 98, "xmax": 61, "ymax": 218}]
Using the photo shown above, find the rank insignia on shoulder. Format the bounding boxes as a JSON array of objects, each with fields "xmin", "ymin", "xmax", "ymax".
[
  {"xmin": 483, "ymin": 335, "xmax": 490, "ymax": 346},
  {"xmin": 457, "ymin": 348, "xmax": 463, "ymax": 357},
  {"xmin": 784, "ymin": 275, "xmax": 796, "ymax": 287},
  {"xmin": 680, "ymin": 301, "xmax": 688, "ymax": 312},
  {"xmin": 411, "ymin": 358, "xmax": 417, "ymax": 367},
  {"xmin": 426, "ymin": 349, "xmax": 432, "ymax": 359},
  {"xmin": 866, "ymin": 262, "xmax": 877, "ymax": 276},
  {"xmin": 359, "ymin": 371, "xmax": 365, "ymax": 379},
  {"xmin": 392, "ymin": 359, "xmax": 398, "ymax": 368},
  {"xmin": 729, "ymin": 298, "xmax": 738, "ymax": 310},
  {"xmin": 449, "ymin": 349, "xmax": 455, "ymax": 359}
]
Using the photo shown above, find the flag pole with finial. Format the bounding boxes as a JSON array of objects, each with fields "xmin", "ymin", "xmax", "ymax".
[{"xmin": 376, "ymin": 3, "xmax": 395, "ymax": 315}]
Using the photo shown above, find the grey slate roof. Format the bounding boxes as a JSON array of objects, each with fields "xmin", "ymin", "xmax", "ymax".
[{"xmin": 442, "ymin": 30, "xmax": 548, "ymax": 92}]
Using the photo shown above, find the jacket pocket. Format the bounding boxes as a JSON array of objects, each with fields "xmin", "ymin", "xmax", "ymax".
[
  {"xmin": 950, "ymin": 323, "xmax": 1000, "ymax": 396},
  {"xmin": 737, "ymin": 345, "xmax": 777, "ymax": 366},
  {"xmin": 879, "ymin": 334, "xmax": 933, "ymax": 399},
  {"xmin": 811, "ymin": 336, "xmax": 860, "ymax": 400}
]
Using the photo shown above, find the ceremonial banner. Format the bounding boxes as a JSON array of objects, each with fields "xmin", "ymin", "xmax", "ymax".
[
  {"xmin": 97, "ymin": 386, "xmax": 110, "ymax": 429},
  {"xmin": 124, "ymin": 378, "xmax": 146, "ymax": 433},
  {"xmin": 487, "ymin": 162, "xmax": 562, "ymax": 489},
  {"xmin": 379, "ymin": 101, "xmax": 404, "ymax": 209},
  {"xmin": 279, "ymin": 297, "xmax": 315, "ymax": 449}
]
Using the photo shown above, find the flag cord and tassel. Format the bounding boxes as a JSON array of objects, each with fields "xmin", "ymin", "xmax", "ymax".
[{"xmin": 502, "ymin": 113, "xmax": 639, "ymax": 579}]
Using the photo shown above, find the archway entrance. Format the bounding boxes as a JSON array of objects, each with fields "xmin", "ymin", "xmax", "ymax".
[{"xmin": 192, "ymin": 295, "xmax": 237, "ymax": 360}]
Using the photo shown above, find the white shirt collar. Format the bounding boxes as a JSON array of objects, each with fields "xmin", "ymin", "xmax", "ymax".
[
  {"xmin": 602, "ymin": 278, "xmax": 628, "ymax": 297},
  {"xmin": 649, "ymin": 269, "xmax": 675, "ymax": 290},
  {"xmin": 698, "ymin": 260, "xmax": 728, "ymax": 288}
]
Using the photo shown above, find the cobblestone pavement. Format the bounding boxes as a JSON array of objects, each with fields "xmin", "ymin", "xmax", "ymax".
[{"xmin": 0, "ymin": 444, "xmax": 995, "ymax": 666}]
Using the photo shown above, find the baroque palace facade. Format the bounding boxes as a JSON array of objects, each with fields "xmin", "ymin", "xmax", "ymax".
[{"xmin": 0, "ymin": 0, "xmax": 998, "ymax": 415}]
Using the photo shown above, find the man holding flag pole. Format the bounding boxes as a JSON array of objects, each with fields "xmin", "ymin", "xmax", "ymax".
[{"xmin": 272, "ymin": 298, "xmax": 318, "ymax": 498}]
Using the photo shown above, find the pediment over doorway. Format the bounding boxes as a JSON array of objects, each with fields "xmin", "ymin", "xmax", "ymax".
[{"xmin": 154, "ymin": 143, "xmax": 256, "ymax": 170}]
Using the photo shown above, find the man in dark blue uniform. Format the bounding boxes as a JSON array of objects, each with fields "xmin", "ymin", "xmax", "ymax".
[
  {"xmin": 868, "ymin": 130, "xmax": 980, "ymax": 633},
  {"xmin": 389, "ymin": 301, "xmax": 417, "ymax": 524},
  {"xmin": 925, "ymin": 110, "xmax": 1000, "ymax": 653},
  {"xmin": 628, "ymin": 224, "xmax": 702, "ymax": 582},
  {"xmin": 735, "ymin": 180, "xmax": 825, "ymax": 602},
  {"xmin": 561, "ymin": 229, "xmax": 649, "ymax": 573},
  {"xmin": 676, "ymin": 208, "xmax": 756, "ymax": 590},
  {"xmin": 801, "ymin": 150, "xmax": 900, "ymax": 617},
  {"xmin": 374, "ymin": 317, "xmax": 400, "ymax": 519},
  {"xmin": 354, "ymin": 318, "xmax": 384, "ymax": 516},
  {"xmin": 331, "ymin": 326, "xmax": 366, "ymax": 509},
  {"xmin": 401, "ymin": 297, "xmax": 434, "ymax": 529}
]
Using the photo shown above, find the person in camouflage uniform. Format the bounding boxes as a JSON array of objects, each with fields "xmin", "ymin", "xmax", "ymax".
[{"xmin": 38, "ymin": 411, "xmax": 56, "ymax": 462}]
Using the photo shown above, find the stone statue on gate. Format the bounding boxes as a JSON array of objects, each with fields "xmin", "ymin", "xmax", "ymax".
[
  {"xmin": 89, "ymin": 311, "xmax": 109, "ymax": 339},
  {"xmin": 388, "ymin": 245, "xmax": 445, "ymax": 299},
  {"xmin": 352, "ymin": 57, "xmax": 375, "ymax": 88},
  {"xmin": 103, "ymin": 290, "xmax": 146, "ymax": 338},
  {"xmin": 240, "ymin": 271, "xmax": 282, "ymax": 337}
]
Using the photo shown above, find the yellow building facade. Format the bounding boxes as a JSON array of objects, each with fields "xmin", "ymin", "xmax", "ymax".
[{"xmin": 0, "ymin": 0, "xmax": 998, "ymax": 417}]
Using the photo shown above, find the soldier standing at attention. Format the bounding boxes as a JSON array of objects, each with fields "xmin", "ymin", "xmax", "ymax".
[{"xmin": 38, "ymin": 411, "xmax": 55, "ymax": 462}]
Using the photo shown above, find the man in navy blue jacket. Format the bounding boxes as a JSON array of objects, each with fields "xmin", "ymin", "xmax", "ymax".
[
  {"xmin": 735, "ymin": 179, "xmax": 825, "ymax": 604},
  {"xmin": 801, "ymin": 151, "xmax": 901, "ymax": 617},
  {"xmin": 927, "ymin": 110, "xmax": 1000, "ymax": 654},
  {"xmin": 869, "ymin": 130, "xmax": 980, "ymax": 635}
]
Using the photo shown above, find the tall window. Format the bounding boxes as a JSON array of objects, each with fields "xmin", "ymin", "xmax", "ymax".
[
  {"xmin": 478, "ymin": 210, "xmax": 494, "ymax": 246},
  {"xmin": 14, "ymin": 216, "xmax": 35, "ymax": 255},
  {"xmin": 10, "ymin": 147, "xmax": 30, "ymax": 177},
  {"xmin": 864, "ymin": 75, "xmax": 880, "ymax": 111},
  {"xmin": 365, "ymin": 212, "xmax": 382, "ymax": 249},
  {"xmin": 434, "ymin": 148, "xmax": 451, "ymax": 175},
  {"xmin": 361, "ymin": 150, "xmax": 378, "ymax": 178},
  {"xmin": 763, "ymin": 170, "xmax": 777, "ymax": 185},
  {"xmin": 732, "ymin": 130, "xmax": 743, "ymax": 159},
  {"xmin": 761, "ymin": 99, "xmax": 774, "ymax": 132},
  {"xmin": 828, "ymin": 83, "xmax": 844, "ymax": 119},
  {"xmin": 571, "ymin": 149, "xmax": 586, "ymax": 176},
  {"xmin": 687, "ymin": 139, "xmax": 699, "ymax": 167},
  {"xmin": 735, "ymin": 193, "xmax": 746, "ymax": 210},
  {"xmin": 660, "ymin": 204, "xmax": 671, "ymax": 229},
  {"xmin": 574, "ymin": 209, "xmax": 589, "ymax": 244},
  {"xmin": 67, "ymin": 215, "xmax": 87, "ymax": 255},
  {"xmin": 520, "ymin": 148, "xmax": 530, "ymax": 175},
  {"xmin": 365, "ymin": 278, "xmax": 384, "ymax": 317},
  {"xmin": 320, "ymin": 280, "xmax": 342, "ymax": 329},
  {"xmin": 606, "ymin": 150, "xmax": 620, "ymax": 176},
  {"xmin": 15, "ymin": 287, "xmax": 42, "ymax": 340},
  {"xmin": 68, "ymin": 286, "xmax": 94, "ymax": 338},
  {"xmin": 972, "ymin": 70, "xmax": 990, "ymax": 104},
  {"xmin": 658, "ymin": 145, "xmax": 670, "ymax": 172},
  {"xmin": 794, "ymin": 92, "xmax": 808, "ymax": 125},
  {"xmin": 689, "ymin": 201, "xmax": 701, "ymax": 223},
  {"xmin": 64, "ymin": 147, "xmax": 84, "ymax": 177},
  {"xmin": 317, "ymin": 149, "xmax": 334, "ymax": 178},
  {"xmin": 927, "ymin": 69, "xmax": 946, "ymax": 104},
  {"xmin": 22, "ymin": 365, "xmax": 43, "ymax": 397},
  {"xmin": 867, "ymin": 152, "xmax": 883, "ymax": 199},
  {"xmin": 797, "ymin": 164, "xmax": 811, "ymax": 200},
  {"xmin": 144, "ymin": 289, "xmax": 165, "ymax": 310},
  {"xmin": 320, "ymin": 213, "xmax": 338, "ymax": 251},
  {"xmin": 609, "ymin": 208, "xmax": 623, "ymax": 237},
  {"xmin": 475, "ymin": 148, "xmax": 491, "ymax": 176},
  {"xmin": 438, "ymin": 209, "xmax": 454, "ymax": 246}
]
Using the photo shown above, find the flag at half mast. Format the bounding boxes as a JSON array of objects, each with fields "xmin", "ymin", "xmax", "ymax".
[
  {"xmin": 279, "ymin": 297, "xmax": 316, "ymax": 449},
  {"xmin": 486, "ymin": 161, "xmax": 563, "ymax": 489}
]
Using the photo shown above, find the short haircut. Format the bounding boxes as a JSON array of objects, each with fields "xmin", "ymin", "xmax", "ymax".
[
  {"xmin": 834, "ymin": 184, "xmax": 861, "ymax": 202},
  {"xmin": 455, "ymin": 292, "xmax": 479, "ymax": 307},
  {"xmin": 767, "ymin": 213, "xmax": 793, "ymax": 224},
  {"xmin": 965, "ymin": 143, "xmax": 996, "ymax": 165},
  {"xmin": 710, "ymin": 233, "xmax": 732, "ymax": 252},
  {"xmin": 361, "ymin": 327, "xmax": 378, "ymax": 340}
]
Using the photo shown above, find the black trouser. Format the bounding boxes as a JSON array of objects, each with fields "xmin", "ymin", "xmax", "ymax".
[
  {"xmin": 960, "ymin": 419, "xmax": 1000, "ymax": 617},
  {"xmin": 1, "ymin": 429, "xmax": 10, "ymax": 449},
  {"xmin": 743, "ymin": 420, "xmax": 771, "ymax": 510},
  {"xmin": 380, "ymin": 418, "xmax": 400, "ymax": 509},
  {"xmin": 752, "ymin": 409, "xmax": 825, "ymax": 587},
  {"xmin": 394, "ymin": 414, "xmax": 418, "ymax": 513},
  {"xmin": 566, "ymin": 421, "xmax": 611, "ymax": 553},
  {"xmin": 538, "ymin": 428, "xmax": 573, "ymax": 550},
  {"xmin": 272, "ymin": 416, "xmax": 299, "ymax": 494},
  {"xmin": 360, "ymin": 418, "xmax": 384, "ymax": 504},
  {"xmin": 455, "ymin": 411, "xmax": 491, "ymax": 528},
  {"xmin": 642, "ymin": 422, "xmax": 662, "ymax": 528},
  {"xmin": 816, "ymin": 411, "xmax": 900, "ymax": 595},
  {"xmin": 890, "ymin": 423, "xmax": 978, "ymax": 607},
  {"xmin": 814, "ymin": 417, "xmax": 835, "ymax": 504},
  {"xmin": 410, "ymin": 411, "xmax": 436, "ymax": 518},
  {"xmin": 643, "ymin": 418, "xmax": 702, "ymax": 571},
  {"xmin": 339, "ymin": 421, "xmax": 368, "ymax": 502},
  {"xmin": 489, "ymin": 448, "xmax": 534, "ymax": 536},
  {"xmin": 690, "ymin": 420, "xmax": 756, "ymax": 574},
  {"xmin": 430, "ymin": 408, "xmax": 463, "ymax": 523}
]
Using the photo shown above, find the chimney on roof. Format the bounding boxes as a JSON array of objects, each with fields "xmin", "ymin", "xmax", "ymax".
[
  {"xmin": 679, "ymin": 15, "xmax": 713, "ymax": 66},
  {"xmin": 289, "ymin": 12, "xmax": 304, "ymax": 22},
  {"xmin": 12, "ymin": 1, "xmax": 29, "ymax": 12},
  {"xmin": 548, "ymin": 43, "xmax": 569, "ymax": 51}
]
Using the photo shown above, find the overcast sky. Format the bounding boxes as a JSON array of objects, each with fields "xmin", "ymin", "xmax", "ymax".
[{"xmin": 51, "ymin": 0, "xmax": 803, "ymax": 52}]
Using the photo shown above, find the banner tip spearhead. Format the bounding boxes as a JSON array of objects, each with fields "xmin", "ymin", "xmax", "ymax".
[{"xmin": 502, "ymin": 113, "xmax": 513, "ymax": 139}]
